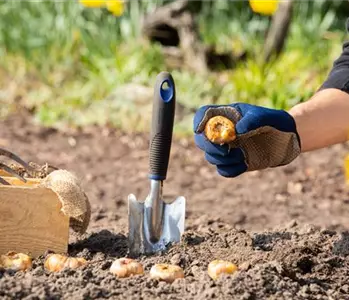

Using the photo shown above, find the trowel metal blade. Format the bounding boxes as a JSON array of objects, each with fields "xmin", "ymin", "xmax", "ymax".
[
  {"xmin": 128, "ymin": 194, "xmax": 186, "ymax": 256},
  {"xmin": 128, "ymin": 194, "xmax": 145, "ymax": 257},
  {"xmin": 143, "ymin": 195, "xmax": 186, "ymax": 253}
]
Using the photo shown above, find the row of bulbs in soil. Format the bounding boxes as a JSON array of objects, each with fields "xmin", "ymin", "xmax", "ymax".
[{"xmin": 0, "ymin": 252, "xmax": 239, "ymax": 282}]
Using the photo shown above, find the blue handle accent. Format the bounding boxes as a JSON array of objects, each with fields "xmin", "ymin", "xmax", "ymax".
[
  {"xmin": 159, "ymin": 79, "xmax": 174, "ymax": 103},
  {"xmin": 149, "ymin": 174, "xmax": 166, "ymax": 181}
]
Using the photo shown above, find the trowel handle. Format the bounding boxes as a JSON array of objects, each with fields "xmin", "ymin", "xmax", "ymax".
[{"xmin": 149, "ymin": 72, "xmax": 176, "ymax": 181}]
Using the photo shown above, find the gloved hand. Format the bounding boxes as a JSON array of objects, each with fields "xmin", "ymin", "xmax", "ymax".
[{"xmin": 193, "ymin": 103, "xmax": 301, "ymax": 178}]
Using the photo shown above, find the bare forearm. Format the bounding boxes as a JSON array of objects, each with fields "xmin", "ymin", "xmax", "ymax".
[
  {"xmin": 289, "ymin": 21, "xmax": 349, "ymax": 153},
  {"xmin": 289, "ymin": 88, "xmax": 349, "ymax": 152}
]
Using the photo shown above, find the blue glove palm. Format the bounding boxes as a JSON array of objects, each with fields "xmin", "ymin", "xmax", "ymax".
[{"xmin": 193, "ymin": 103, "xmax": 301, "ymax": 178}]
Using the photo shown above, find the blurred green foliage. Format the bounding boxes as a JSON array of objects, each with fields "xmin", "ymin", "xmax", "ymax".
[{"xmin": 0, "ymin": 0, "xmax": 348, "ymax": 135}]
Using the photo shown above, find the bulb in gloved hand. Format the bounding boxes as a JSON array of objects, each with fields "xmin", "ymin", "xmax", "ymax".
[
  {"xmin": 110, "ymin": 258, "xmax": 144, "ymax": 278},
  {"xmin": 150, "ymin": 263, "xmax": 184, "ymax": 283},
  {"xmin": 204, "ymin": 116, "xmax": 236, "ymax": 145},
  {"xmin": 207, "ymin": 260, "xmax": 238, "ymax": 280},
  {"xmin": 44, "ymin": 254, "xmax": 87, "ymax": 272},
  {"xmin": 0, "ymin": 252, "xmax": 32, "ymax": 271}
]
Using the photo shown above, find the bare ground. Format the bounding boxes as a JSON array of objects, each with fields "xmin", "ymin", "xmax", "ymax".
[{"xmin": 1, "ymin": 112, "xmax": 349, "ymax": 300}]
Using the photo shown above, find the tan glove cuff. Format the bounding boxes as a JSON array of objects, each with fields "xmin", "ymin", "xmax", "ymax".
[{"xmin": 230, "ymin": 126, "xmax": 301, "ymax": 171}]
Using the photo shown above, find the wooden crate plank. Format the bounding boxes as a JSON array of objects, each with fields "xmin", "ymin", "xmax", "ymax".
[
  {"xmin": 0, "ymin": 170, "xmax": 9, "ymax": 176},
  {"xmin": 0, "ymin": 186, "xmax": 69, "ymax": 258},
  {"xmin": 0, "ymin": 170, "xmax": 15, "ymax": 177},
  {"xmin": 0, "ymin": 176, "xmax": 41, "ymax": 186}
]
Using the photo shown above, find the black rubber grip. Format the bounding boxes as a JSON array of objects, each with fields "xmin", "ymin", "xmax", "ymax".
[{"xmin": 149, "ymin": 72, "xmax": 176, "ymax": 181}]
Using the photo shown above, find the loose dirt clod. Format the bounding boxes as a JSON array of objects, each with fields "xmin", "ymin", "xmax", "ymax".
[
  {"xmin": 204, "ymin": 116, "xmax": 236, "ymax": 145},
  {"xmin": 0, "ymin": 252, "xmax": 32, "ymax": 272},
  {"xmin": 44, "ymin": 254, "xmax": 87, "ymax": 272},
  {"xmin": 207, "ymin": 260, "xmax": 238, "ymax": 280},
  {"xmin": 109, "ymin": 258, "xmax": 144, "ymax": 278},
  {"xmin": 149, "ymin": 264, "xmax": 184, "ymax": 283},
  {"xmin": 345, "ymin": 153, "xmax": 349, "ymax": 185}
]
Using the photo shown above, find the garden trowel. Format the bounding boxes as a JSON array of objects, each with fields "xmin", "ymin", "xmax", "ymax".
[{"xmin": 128, "ymin": 72, "xmax": 186, "ymax": 257}]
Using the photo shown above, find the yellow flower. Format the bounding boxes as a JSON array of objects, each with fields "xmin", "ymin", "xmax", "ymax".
[
  {"xmin": 249, "ymin": 0, "xmax": 279, "ymax": 16},
  {"xmin": 106, "ymin": 0, "xmax": 125, "ymax": 17},
  {"xmin": 79, "ymin": 0, "xmax": 106, "ymax": 8}
]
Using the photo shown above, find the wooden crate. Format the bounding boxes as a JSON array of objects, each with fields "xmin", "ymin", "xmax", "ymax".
[{"xmin": 0, "ymin": 172, "xmax": 69, "ymax": 258}]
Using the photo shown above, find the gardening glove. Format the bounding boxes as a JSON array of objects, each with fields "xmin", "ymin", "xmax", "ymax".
[{"xmin": 193, "ymin": 103, "xmax": 301, "ymax": 178}]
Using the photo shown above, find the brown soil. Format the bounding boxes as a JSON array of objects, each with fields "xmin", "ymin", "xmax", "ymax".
[{"xmin": 1, "ymin": 112, "xmax": 349, "ymax": 299}]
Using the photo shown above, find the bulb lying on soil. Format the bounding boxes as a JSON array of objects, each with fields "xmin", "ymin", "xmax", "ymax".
[
  {"xmin": 207, "ymin": 260, "xmax": 238, "ymax": 280},
  {"xmin": 204, "ymin": 116, "xmax": 236, "ymax": 145},
  {"xmin": 44, "ymin": 254, "xmax": 87, "ymax": 272},
  {"xmin": 150, "ymin": 264, "xmax": 184, "ymax": 283},
  {"xmin": 0, "ymin": 252, "xmax": 32, "ymax": 271},
  {"xmin": 110, "ymin": 258, "xmax": 144, "ymax": 278}
]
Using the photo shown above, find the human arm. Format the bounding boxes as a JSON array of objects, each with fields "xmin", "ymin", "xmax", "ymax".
[
  {"xmin": 194, "ymin": 90, "xmax": 349, "ymax": 177},
  {"xmin": 289, "ymin": 88, "xmax": 349, "ymax": 152},
  {"xmin": 193, "ymin": 28, "xmax": 349, "ymax": 178},
  {"xmin": 289, "ymin": 37, "xmax": 349, "ymax": 152}
]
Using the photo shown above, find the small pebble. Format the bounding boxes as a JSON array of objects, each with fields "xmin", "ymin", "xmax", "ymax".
[
  {"xmin": 287, "ymin": 182, "xmax": 303, "ymax": 194},
  {"xmin": 170, "ymin": 254, "xmax": 181, "ymax": 265},
  {"xmin": 239, "ymin": 261, "xmax": 251, "ymax": 271},
  {"xmin": 286, "ymin": 219, "xmax": 298, "ymax": 229}
]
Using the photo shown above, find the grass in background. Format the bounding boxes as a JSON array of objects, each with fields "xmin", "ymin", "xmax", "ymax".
[{"xmin": 0, "ymin": 0, "xmax": 347, "ymax": 136}]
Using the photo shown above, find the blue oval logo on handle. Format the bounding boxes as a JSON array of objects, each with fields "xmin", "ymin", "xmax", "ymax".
[{"xmin": 160, "ymin": 79, "xmax": 174, "ymax": 103}]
